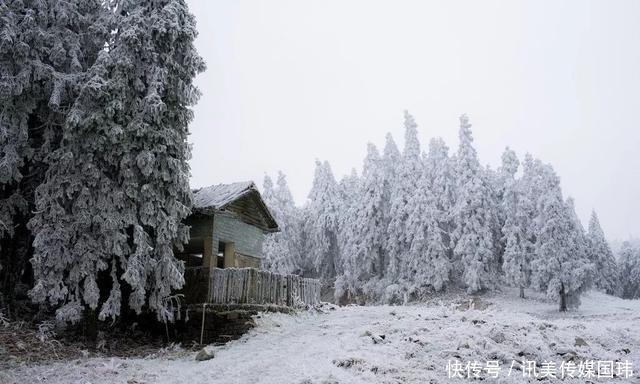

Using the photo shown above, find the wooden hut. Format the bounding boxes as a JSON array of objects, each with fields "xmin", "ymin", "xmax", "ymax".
[
  {"xmin": 180, "ymin": 181, "xmax": 279, "ymax": 272},
  {"xmin": 178, "ymin": 181, "xmax": 321, "ymax": 310},
  {"xmin": 175, "ymin": 182, "xmax": 320, "ymax": 344}
]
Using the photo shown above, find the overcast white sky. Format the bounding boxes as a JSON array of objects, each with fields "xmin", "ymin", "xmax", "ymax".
[{"xmin": 185, "ymin": 0, "xmax": 640, "ymax": 240}]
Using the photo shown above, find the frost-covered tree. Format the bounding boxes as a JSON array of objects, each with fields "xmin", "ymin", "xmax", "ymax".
[
  {"xmin": 424, "ymin": 138, "xmax": 455, "ymax": 241},
  {"xmin": 353, "ymin": 145, "xmax": 386, "ymax": 278},
  {"xmin": 0, "ymin": 0, "xmax": 108, "ymax": 308},
  {"xmin": 529, "ymin": 165, "xmax": 593, "ymax": 311},
  {"xmin": 337, "ymin": 144, "xmax": 387, "ymax": 301},
  {"xmin": 403, "ymin": 138, "xmax": 456, "ymax": 294},
  {"xmin": 304, "ymin": 161, "xmax": 342, "ymax": 279},
  {"xmin": 262, "ymin": 176, "xmax": 284, "ymax": 272},
  {"xmin": 404, "ymin": 172, "xmax": 450, "ymax": 295},
  {"xmin": 484, "ymin": 164, "xmax": 505, "ymax": 270},
  {"xmin": 451, "ymin": 115, "xmax": 498, "ymax": 293},
  {"xmin": 386, "ymin": 111, "xmax": 422, "ymax": 280},
  {"xmin": 275, "ymin": 172, "xmax": 304, "ymax": 270},
  {"xmin": 262, "ymin": 176, "xmax": 289, "ymax": 274},
  {"xmin": 500, "ymin": 148, "xmax": 532, "ymax": 298},
  {"xmin": 382, "ymin": 133, "xmax": 401, "ymax": 194},
  {"xmin": 337, "ymin": 169, "xmax": 360, "ymax": 215},
  {"xmin": 29, "ymin": 0, "xmax": 205, "ymax": 322},
  {"xmin": 378, "ymin": 133, "xmax": 401, "ymax": 275},
  {"xmin": 587, "ymin": 211, "xmax": 617, "ymax": 294},
  {"xmin": 335, "ymin": 168, "xmax": 360, "ymax": 277},
  {"xmin": 333, "ymin": 169, "xmax": 360, "ymax": 301},
  {"xmin": 617, "ymin": 242, "xmax": 640, "ymax": 299},
  {"xmin": 564, "ymin": 197, "xmax": 593, "ymax": 307},
  {"xmin": 262, "ymin": 173, "xmax": 303, "ymax": 275}
]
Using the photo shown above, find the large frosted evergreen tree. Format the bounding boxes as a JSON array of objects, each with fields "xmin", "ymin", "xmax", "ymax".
[
  {"xmin": 275, "ymin": 172, "xmax": 304, "ymax": 272},
  {"xmin": 379, "ymin": 133, "xmax": 400, "ymax": 276},
  {"xmin": 404, "ymin": 172, "xmax": 450, "ymax": 295},
  {"xmin": 451, "ymin": 115, "xmax": 498, "ymax": 293},
  {"xmin": 29, "ymin": 0, "xmax": 205, "ymax": 322},
  {"xmin": 402, "ymin": 138, "xmax": 455, "ymax": 294},
  {"xmin": 304, "ymin": 161, "xmax": 342, "ymax": 279},
  {"xmin": 617, "ymin": 242, "xmax": 640, "ymax": 299},
  {"xmin": 529, "ymin": 164, "xmax": 593, "ymax": 311},
  {"xmin": 0, "ymin": 0, "xmax": 107, "ymax": 310},
  {"xmin": 386, "ymin": 111, "xmax": 422, "ymax": 280},
  {"xmin": 500, "ymin": 148, "xmax": 531, "ymax": 298},
  {"xmin": 333, "ymin": 169, "xmax": 360, "ymax": 301},
  {"xmin": 335, "ymin": 168, "xmax": 360, "ymax": 280},
  {"xmin": 337, "ymin": 169, "xmax": 360, "ymax": 218},
  {"xmin": 424, "ymin": 138, "xmax": 455, "ymax": 246},
  {"xmin": 587, "ymin": 211, "xmax": 617, "ymax": 294},
  {"xmin": 262, "ymin": 173, "xmax": 303, "ymax": 275},
  {"xmin": 337, "ymin": 144, "xmax": 386, "ymax": 301},
  {"xmin": 262, "ymin": 176, "xmax": 286, "ymax": 273}
]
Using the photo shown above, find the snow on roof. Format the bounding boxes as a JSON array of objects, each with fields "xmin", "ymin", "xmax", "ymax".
[
  {"xmin": 192, "ymin": 181, "xmax": 257, "ymax": 210},
  {"xmin": 192, "ymin": 181, "xmax": 279, "ymax": 232}
]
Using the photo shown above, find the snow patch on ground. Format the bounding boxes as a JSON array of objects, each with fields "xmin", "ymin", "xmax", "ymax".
[{"xmin": 2, "ymin": 288, "xmax": 639, "ymax": 383}]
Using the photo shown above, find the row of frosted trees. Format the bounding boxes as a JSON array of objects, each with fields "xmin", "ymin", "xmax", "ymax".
[{"xmin": 262, "ymin": 112, "xmax": 621, "ymax": 311}]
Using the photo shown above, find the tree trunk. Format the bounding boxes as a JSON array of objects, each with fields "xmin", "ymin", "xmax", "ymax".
[
  {"xmin": 84, "ymin": 309, "xmax": 98, "ymax": 342},
  {"xmin": 519, "ymin": 286, "xmax": 525, "ymax": 299},
  {"xmin": 559, "ymin": 283, "xmax": 567, "ymax": 312}
]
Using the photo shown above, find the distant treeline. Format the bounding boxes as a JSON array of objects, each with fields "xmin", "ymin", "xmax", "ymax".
[{"xmin": 262, "ymin": 112, "xmax": 629, "ymax": 311}]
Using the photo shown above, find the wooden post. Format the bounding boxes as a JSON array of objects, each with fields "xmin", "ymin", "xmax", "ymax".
[
  {"xmin": 202, "ymin": 237, "xmax": 214, "ymax": 302},
  {"xmin": 223, "ymin": 242, "xmax": 236, "ymax": 268}
]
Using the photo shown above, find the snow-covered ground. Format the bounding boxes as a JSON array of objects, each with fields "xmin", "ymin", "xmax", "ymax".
[{"xmin": 2, "ymin": 288, "xmax": 639, "ymax": 384}]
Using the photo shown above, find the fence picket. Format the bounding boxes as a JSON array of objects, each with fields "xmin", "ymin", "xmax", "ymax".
[{"xmin": 202, "ymin": 267, "xmax": 321, "ymax": 308}]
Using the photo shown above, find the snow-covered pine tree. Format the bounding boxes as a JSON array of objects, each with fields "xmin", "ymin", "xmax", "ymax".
[
  {"xmin": 451, "ymin": 115, "xmax": 498, "ymax": 293},
  {"xmin": 484, "ymin": 164, "xmax": 505, "ymax": 273},
  {"xmin": 529, "ymin": 164, "xmax": 593, "ymax": 311},
  {"xmin": 424, "ymin": 138, "xmax": 455, "ymax": 250},
  {"xmin": 337, "ymin": 144, "xmax": 387, "ymax": 302},
  {"xmin": 587, "ymin": 211, "xmax": 618, "ymax": 294},
  {"xmin": 500, "ymin": 148, "xmax": 531, "ymax": 298},
  {"xmin": 333, "ymin": 169, "xmax": 360, "ymax": 302},
  {"xmin": 386, "ymin": 111, "xmax": 422, "ymax": 281},
  {"xmin": 404, "ymin": 169, "xmax": 450, "ymax": 296},
  {"xmin": 335, "ymin": 168, "xmax": 360, "ymax": 276},
  {"xmin": 378, "ymin": 133, "xmax": 401, "ymax": 277},
  {"xmin": 338, "ymin": 169, "xmax": 360, "ymax": 213},
  {"xmin": 563, "ymin": 197, "xmax": 594, "ymax": 308},
  {"xmin": 262, "ymin": 175, "xmax": 292, "ymax": 274},
  {"xmin": 428, "ymin": 138, "xmax": 455, "ymax": 282},
  {"xmin": 0, "ymin": 0, "xmax": 108, "ymax": 308},
  {"xmin": 353, "ymin": 145, "xmax": 386, "ymax": 279},
  {"xmin": 29, "ymin": 0, "xmax": 205, "ymax": 322},
  {"xmin": 304, "ymin": 161, "xmax": 342, "ymax": 279},
  {"xmin": 518, "ymin": 154, "xmax": 547, "ymax": 264},
  {"xmin": 262, "ymin": 173, "xmax": 303, "ymax": 275},
  {"xmin": 275, "ymin": 172, "xmax": 304, "ymax": 272},
  {"xmin": 402, "ymin": 137, "xmax": 456, "ymax": 295},
  {"xmin": 617, "ymin": 242, "xmax": 640, "ymax": 299}
]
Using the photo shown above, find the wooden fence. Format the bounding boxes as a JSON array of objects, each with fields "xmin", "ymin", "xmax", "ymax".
[{"xmin": 183, "ymin": 267, "xmax": 321, "ymax": 308}]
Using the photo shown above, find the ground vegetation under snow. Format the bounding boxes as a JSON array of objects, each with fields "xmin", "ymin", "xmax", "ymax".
[{"xmin": 2, "ymin": 288, "xmax": 638, "ymax": 384}]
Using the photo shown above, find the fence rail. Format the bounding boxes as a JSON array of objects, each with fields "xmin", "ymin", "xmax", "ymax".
[{"xmin": 183, "ymin": 267, "xmax": 321, "ymax": 308}]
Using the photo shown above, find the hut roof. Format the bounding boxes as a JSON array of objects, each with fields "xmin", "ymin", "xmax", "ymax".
[{"xmin": 192, "ymin": 181, "xmax": 279, "ymax": 232}]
